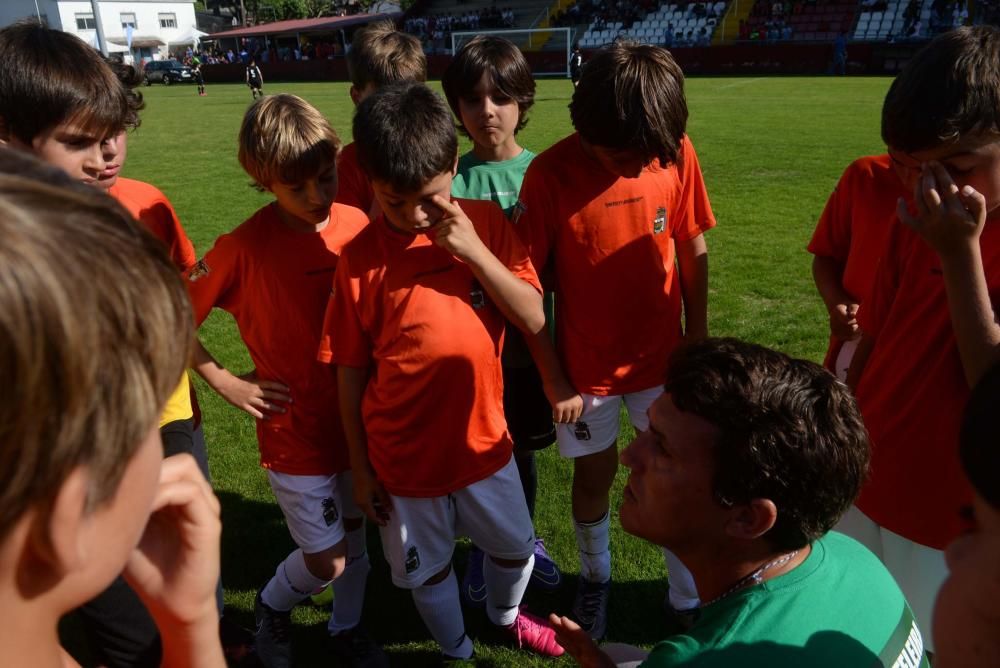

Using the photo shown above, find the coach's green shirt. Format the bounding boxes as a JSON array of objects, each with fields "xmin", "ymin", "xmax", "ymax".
[{"xmin": 643, "ymin": 532, "xmax": 929, "ymax": 668}]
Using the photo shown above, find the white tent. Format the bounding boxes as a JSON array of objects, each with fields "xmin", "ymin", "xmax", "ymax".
[{"xmin": 169, "ymin": 27, "xmax": 210, "ymax": 46}]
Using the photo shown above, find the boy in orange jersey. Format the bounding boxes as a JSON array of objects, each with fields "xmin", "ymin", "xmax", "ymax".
[
  {"xmin": 187, "ymin": 95, "xmax": 383, "ymax": 668},
  {"xmin": 845, "ymin": 26, "xmax": 1000, "ymax": 652},
  {"xmin": 326, "ymin": 82, "xmax": 564, "ymax": 662},
  {"xmin": 514, "ymin": 41, "xmax": 715, "ymax": 639},
  {"xmin": 335, "ymin": 20, "xmax": 426, "ymax": 218},
  {"xmin": 808, "ymin": 154, "xmax": 908, "ymax": 379},
  {"xmin": 0, "ymin": 22, "xmax": 226, "ymax": 666}
]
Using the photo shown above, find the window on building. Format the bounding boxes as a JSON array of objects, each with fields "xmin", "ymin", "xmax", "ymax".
[
  {"xmin": 75, "ymin": 13, "xmax": 96, "ymax": 30},
  {"xmin": 121, "ymin": 13, "xmax": 136, "ymax": 29},
  {"xmin": 158, "ymin": 13, "xmax": 177, "ymax": 28}
]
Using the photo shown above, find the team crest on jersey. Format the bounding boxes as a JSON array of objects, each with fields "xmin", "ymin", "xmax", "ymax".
[
  {"xmin": 187, "ymin": 258, "xmax": 211, "ymax": 282},
  {"xmin": 321, "ymin": 497, "xmax": 339, "ymax": 526},
  {"xmin": 405, "ymin": 546, "xmax": 421, "ymax": 574},
  {"xmin": 574, "ymin": 420, "xmax": 592, "ymax": 441},
  {"xmin": 510, "ymin": 200, "xmax": 527, "ymax": 225},
  {"xmin": 653, "ymin": 207, "xmax": 667, "ymax": 234}
]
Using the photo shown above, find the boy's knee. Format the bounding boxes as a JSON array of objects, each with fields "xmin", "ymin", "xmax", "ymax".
[
  {"xmin": 303, "ymin": 540, "xmax": 347, "ymax": 581},
  {"xmin": 421, "ymin": 564, "xmax": 452, "ymax": 586},
  {"xmin": 573, "ymin": 444, "xmax": 619, "ymax": 490}
]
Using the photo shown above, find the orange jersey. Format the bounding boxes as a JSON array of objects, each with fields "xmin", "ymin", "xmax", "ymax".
[
  {"xmin": 336, "ymin": 142, "xmax": 375, "ymax": 216},
  {"xmin": 515, "ymin": 133, "xmax": 715, "ymax": 395},
  {"xmin": 325, "ymin": 199, "xmax": 541, "ymax": 497},
  {"xmin": 109, "ymin": 177, "xmax": 198, "ymax": 426},
  {"xmin": 109, "ymin": 177, "xmax": 197, "ymax": 272},
  {"xmin": 854, "ymin": 217, "xmax": 1000, "ymax": 549},
  {"xmin": 187, "ymin": 203, "xmax": 368, "ymax": 475},
  {"xmin": 807, "ymin": 155, "xmax": 906, "ymax": 369}
]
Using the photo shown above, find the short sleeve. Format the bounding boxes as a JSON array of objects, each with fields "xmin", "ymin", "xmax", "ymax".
[
  {"xmin": 136, "ymin": 197, "xmax": 197, "ymax": 272},
  {"xmin": 808, "ymin": 163, "xmax": 855, "ymax": 261},
  {"xmin": 327, "ymin": 248, "xmax": 372, "ymax": 368},
  {"xmin": 485, "ymin": 203, "xmax": 541, "ymax": 292},
  {"xmin": 185, "ymin": 233, "xmax": 241, "ymax": 326},
  {"xmin": 673, "ymin": 136, "xmax": 717, "ymax": 242}
]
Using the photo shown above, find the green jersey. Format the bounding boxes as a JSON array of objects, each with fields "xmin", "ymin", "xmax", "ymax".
[
  {"xmin": 451, "ymin": 149, "xmax": 535, "ymax": 218},
  {"xmin": 643, "ymin": 532, "xmax": 929, "ymax": 668}
]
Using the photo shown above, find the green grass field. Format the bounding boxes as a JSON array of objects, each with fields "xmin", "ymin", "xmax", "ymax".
[{"xmin": 118, "ymin": 76, "xmax": 892, "ymax": 667}]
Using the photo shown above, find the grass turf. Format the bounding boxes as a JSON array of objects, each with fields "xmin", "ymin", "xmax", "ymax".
[{"xmin": 117, "ymin": 75, "xmax": 890, "ymax": 666}]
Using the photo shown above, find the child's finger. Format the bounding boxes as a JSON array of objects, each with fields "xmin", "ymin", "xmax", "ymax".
[
  {"xmin": 257, "ymin": 380, "xmax": 291, "ymax": 394},
  {"xmin": 920, "ymin": 165, "xmax": 942, "ymax": 211},
  {"xmin": 429, "ymin": 194, "xmax": 462, "ymax": 217},
  {"xmin": 960, "ymin": 184, "xmax": 987, "ymax": 221}
]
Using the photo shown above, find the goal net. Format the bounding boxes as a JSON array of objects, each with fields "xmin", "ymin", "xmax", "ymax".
[{"xmin": 450, "ymin": 27, "xmax": 573, "ymax": 78}]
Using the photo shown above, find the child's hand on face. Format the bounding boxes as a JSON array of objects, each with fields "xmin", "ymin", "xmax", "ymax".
[
  {"xmin": 898, "ymin": 161, "xmax": 987, "ymax": 258},
  {"xmin": 428, "ymin": 195, "xmax": 487, "ymax": 263},
  {"xmin": 830, "ymin": 302, "xmax": 860, "ymax": 341}
]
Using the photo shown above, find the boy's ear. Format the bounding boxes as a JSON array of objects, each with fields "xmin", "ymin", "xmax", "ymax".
[
  {"xmin": 724, "ymin": 498, "xmax": 778, "ymax": 541},
  {"xmin": 349, "ymin": 85, "xmax": 362, "ymax": 107},
  {"xmin": 452, "ymin": 153, "xmax": 459, "ymax": 176},
  {"xmin": 27, "ymin": 466, "xmax": 91, "ymax": 576}
]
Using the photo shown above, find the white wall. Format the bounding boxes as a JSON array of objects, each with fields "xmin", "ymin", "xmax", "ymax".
[{"xmin": 54, "ymin": 1, "xmax": 196, "ymax": 58}]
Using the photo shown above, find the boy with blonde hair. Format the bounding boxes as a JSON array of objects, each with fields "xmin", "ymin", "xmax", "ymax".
[
  {"xmin": 188, "ymin": 94, "xmax": 379, "ymax": 667},
  {"xmin": 0, "ymin": 154, "xmax": 223, "ymax": 668},
  {"xmin": 336, "ymin": 20, "xmax": 427, "ymax": 217}
]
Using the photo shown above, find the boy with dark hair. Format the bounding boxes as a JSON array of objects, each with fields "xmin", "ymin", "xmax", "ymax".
[
  {"xmin": 337, "ymin": 20, "xmax": 427, "ymax": 217},
  {"xmin": 845, "ymin": 25, "xmax": 1000, "ymax": 649},
  {"xmin": 326, "ymin": 82, "xmax": 564, "ymax": 661},
  {"xmin": 441, "ymin": 34, "xmax": 563, "ymax": 603},
  {"xmin": 551, "ymin": 338, "xmax": 928, "ymax": 667},
  {"xmin": 515, "ymin": 41, "xmax": 715, "ymax": 638},
  {"xmin": 0, "ymin": 158, "xmax": 224, "ymax": 668},
  {"xmin": 188, "ymin": 94, "xmax": 381, "ymax": 668}
]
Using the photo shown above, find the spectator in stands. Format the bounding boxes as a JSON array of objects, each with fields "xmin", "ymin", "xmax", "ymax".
[{"xmin": 549, "ymin": 338, "xmax": 930, "ymax": 668}]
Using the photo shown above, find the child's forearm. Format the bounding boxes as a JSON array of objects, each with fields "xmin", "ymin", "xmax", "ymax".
[
  {"xmin": 812, "ymin": 255, "xmax": 855, "ymax": 311},
  {"xmin": 338, "ymin": 365, "xmax": 373, "ymax": 473},
  {"xmin": 466, "ymin": 249, "xmax": 545, "ymax": 335},
  {"xmin": 677, "ymin": 234, "xmax": 709, "ymax": 340},
  {"xmin": 940, "ymin": 244, "xmax": 1000, "ymax": 386},
  {"xmin": 191, "ymin": 338, "xmax": 236, "ymax": 392}
]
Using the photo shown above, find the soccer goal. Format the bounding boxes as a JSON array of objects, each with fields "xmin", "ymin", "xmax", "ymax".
[{"xmin": 450, "ymin": 27, "xmax": 573, "ymax": 78}]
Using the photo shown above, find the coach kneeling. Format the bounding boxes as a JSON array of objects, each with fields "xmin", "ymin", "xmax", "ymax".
[{"xmin": 552, "ymin": 338, "xmax": 929, "ymax": 668}]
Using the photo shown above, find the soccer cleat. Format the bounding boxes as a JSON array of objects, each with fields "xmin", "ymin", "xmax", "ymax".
[
  {"xmin": 572, "ymin": 578, "xmax": 611, "ymax": 640},
  {"xmin": 327, "ymin": 626, "xmax": 390, "ymax": 668},
  {"xmin": 505, "ymin": 608, "xmax": 565, "ymax": 657},
  {"xmin": 254, "ymin": 589, "xmax": 293, "ymax": 668},
  {"xmin": 460, "ymin": 546, "xmax": 487, "ymax": 607},
  {"xmin": 530, "ymin": 538, "xmax": 562, "ymax": 591}
]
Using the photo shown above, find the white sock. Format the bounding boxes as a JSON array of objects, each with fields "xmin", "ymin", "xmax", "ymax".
[
  {"xmin": 662, "ymin": 547, "xmax": 700, "ymax": 611},
  {"xmin": 484, "ymin": 555, "xmax": 534, "ymax": 627},
  {"xmin": 411, "ymin": 571, "xmax": 473, "ymax": 659},
  {"xmin": 575, "ymin": 511, "xmax": 611, "ymax": 583},
  {"xmin": 328, "ymin": 526, "xmax": 370, "ymax": 634},
  {"xmin": 262, "ymin": 548, "xmax": 331, "ymax": 611}
]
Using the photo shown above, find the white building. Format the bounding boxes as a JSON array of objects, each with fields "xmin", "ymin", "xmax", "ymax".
[{"xmin": 0, "ymin": 1, "xmax": 199, "ymax": 62}]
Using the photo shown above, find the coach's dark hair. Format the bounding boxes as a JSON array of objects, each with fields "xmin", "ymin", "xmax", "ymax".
[
  {"xmin": 570, "ymin": 41, "xmax": 687, "ymax": 168},
  {"xmin": 960, "ymin": 362, "xmax": 1000, "ymax": 510},
  {"xmin": 0, "ymin": 19, "xmax": 131, "ymax": 144},
  {"xmin": 664, "ymin": 338, "xmax": 871, "ymax": 551},
  {"xmin": 353, "ymin": 82, "xmax": 458, "ymax": 191},
  {"xmin": 882, "ymin": 25, "xmax": 1000, "ymax": 151},
  {"xmin": 442, "ymin": 35, "xmax": 536, "ymax": 137}
]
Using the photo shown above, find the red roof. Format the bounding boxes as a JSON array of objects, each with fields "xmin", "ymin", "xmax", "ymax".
[{"xmin": 207, "ymin": 12, "xmax": 401, "ymax": 39}]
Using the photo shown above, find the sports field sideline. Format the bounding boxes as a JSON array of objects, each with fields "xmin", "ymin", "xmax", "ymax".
[{"xmin": 115, "ymin": 75, "xmax": 891, "ymax": 666}]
